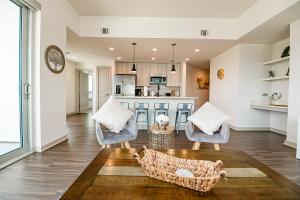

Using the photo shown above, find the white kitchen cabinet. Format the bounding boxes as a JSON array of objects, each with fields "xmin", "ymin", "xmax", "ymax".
[
  {"xmin": 150, "ymin": 63, "xmax": 159, "ymax": 75},
  {"xmin": 136, "ymin": 63, "xmax": 150, "ymax": 86},
  {"xmin": 158, "ymin": 64, "xmax": 167, "ymax": 75},
  {"xmin": 116, "ymin": 62, "xmax": 127, "ymax": 74},
  {"xmin": 150, "ymin": 63, "xmax": 167, "ymax": 75},
  {"xmin": 167, "ymin": 64, "xmax": 181, "ymax": 86}
]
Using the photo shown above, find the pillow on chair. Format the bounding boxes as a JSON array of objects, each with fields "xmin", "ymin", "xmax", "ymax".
[
  {"xmin": 187, "ymin": 102, "xmax": 231, "ymax": 135},
  {"xmin": 91, "ymin": 97, "xmax": 133, "ymax": 133}
]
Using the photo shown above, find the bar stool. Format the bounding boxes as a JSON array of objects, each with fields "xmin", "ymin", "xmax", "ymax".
[
  {"xmin": 120, "ymin": 102, "xmax": 130, "ymax": 109},
  {"xmin": 153, "ymin": 103, "xmax": 169, "ymax": 123},
  {"xmin": 134, "ymin": 102, "xmax": 149, "ymax": 130},
  {"xmin": 175, "ymin": 103, "xmax": 193, "ymax": 134}
]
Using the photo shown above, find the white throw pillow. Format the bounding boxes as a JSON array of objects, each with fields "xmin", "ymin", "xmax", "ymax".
[
  {"xmin": 187, "ymin": 102, "xmax": 231, "ymax": 135},
  {"xmin": 91, "ymin": 97, "xmax": 133, "ymax": 133}
]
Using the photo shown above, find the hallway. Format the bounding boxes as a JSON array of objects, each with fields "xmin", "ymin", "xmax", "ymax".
[{"xmin": 0, "ymin": 114, "xmax": 299, "ymax": 200}]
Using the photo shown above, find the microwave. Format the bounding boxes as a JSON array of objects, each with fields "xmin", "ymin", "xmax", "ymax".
[{"xmin": 149, "ymin": 75, "xmax": 167, "ymax": 85}]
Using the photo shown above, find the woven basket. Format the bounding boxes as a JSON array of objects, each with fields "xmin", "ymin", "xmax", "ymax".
[{"xmin": 134, "ymin": 146, "xmax": 226, "ymax": 192}]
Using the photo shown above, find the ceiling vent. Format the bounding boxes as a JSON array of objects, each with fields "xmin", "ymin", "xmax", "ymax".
[
  {"xmin": 200, "ymin": 29, "xmax": 208, "ymax": 36},
  {"xmin": 101, "ymin": 27, "xmax": 109, "ymax": 35}
]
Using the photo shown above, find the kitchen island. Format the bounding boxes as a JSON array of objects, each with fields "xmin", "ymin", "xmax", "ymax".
[{"xmin": 113, "ymin": 96, "xmax": 197, "ymax": 130}]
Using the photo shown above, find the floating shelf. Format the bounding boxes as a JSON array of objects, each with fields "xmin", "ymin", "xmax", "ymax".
[
  {"xmin": 262, "ymin": 76, "xmax": 289, "ymax": 81},
  {"xmin": 263, "ymin": 56, "xmax": 289, "ymax": 65},
  {"xmin": 250, "ymin": 104, "xmax": 288, "ymax": 113}
]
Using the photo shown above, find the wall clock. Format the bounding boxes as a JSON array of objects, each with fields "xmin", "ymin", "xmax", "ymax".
[
  {"xmin": 45, "ymin": 45, "xmax": 65, "ymax": 74},
  {"xmin": 217, "ymin": 68, "xmax": 224, "ymax": 80}
]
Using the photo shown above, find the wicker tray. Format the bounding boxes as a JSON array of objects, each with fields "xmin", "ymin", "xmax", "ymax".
[{"xmin": 134, "ymin": 146, "xmax": 226, "ymax": 192}]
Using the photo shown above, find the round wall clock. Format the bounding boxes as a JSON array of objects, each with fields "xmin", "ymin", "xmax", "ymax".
[
  {"xmin": 217, "ymin": 68, "xmax": 224, "ymax": 80},
  {"xmin": 45, "ymin": 45, "xmax": 65, "ymax": 74}
]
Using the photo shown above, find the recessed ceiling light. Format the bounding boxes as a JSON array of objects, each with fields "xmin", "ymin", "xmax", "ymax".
[
  {"xmin": 152, "ymin": 48, "xmax": 158, "ymax": 51},
  {"xmin": 185, "ymin": 58, "xmax": 190, "ymax": 61},
  {"xmin": 109, "ymin": 47, "xmax": 114, "ymax": 51},
  {"xmin": 195, "ymin": 49, "xmax": 200, "ymax": 52},
  {"xmin": 117, "ymin": 57, "xmax": 122, "ymax": 60},
  {"xmin": 151, "ymin": 57, "xmax": 156, "ymax": 60}
]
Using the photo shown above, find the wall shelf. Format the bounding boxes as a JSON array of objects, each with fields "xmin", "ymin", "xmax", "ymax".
[
  {"xmin": 250, "ymin": 104, "xmax": 288, "ymax": 113},
  {"xmin": 263, "ymin": 56, "xmax": 289, "ymax": 65},
  {"xmin": 262, "ymin": 76, "xmax": 289, "ymax": 81}
]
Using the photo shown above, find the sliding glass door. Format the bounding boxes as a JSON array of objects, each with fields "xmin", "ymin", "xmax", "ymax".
[{"xmin": 0, "ymin": 0, "xmax": 30, "ymax": 163}]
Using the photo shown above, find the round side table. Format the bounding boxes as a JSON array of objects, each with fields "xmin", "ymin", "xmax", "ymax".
[{"xmin": 149, "ymin": 125, "xmax": 175, "ymax": 149}]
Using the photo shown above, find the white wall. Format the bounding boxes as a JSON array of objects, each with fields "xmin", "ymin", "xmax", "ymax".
[
  {"xmin": 210, "ymin": 46, "xmax": 240, "ymax": 126},
  {"xmin": 36, "ymin": 0, "xmax": 79, "ymax": 151},
  {"xmin": 186, "ymin": 64, "xmax": 209, "ymax": 109},
  {"xmin": 238, "ymin": 0, "xmax": 299, "ymax": 37},
  {"xmin": 80, "ymin": 16, "xmax": 237, "ymax": 39},
  {"xmin": 77, "ymin": 1, "xmax": 299, "ymax": 40},
  {"xmin": 235, "ymin": 44, "xmax": 272, "ymax": 128},
  {"xmin": 65, "ymin": 60, "xmax": 78, "ymax": 115},
  {"xmin": 210, "ymin": 44, "xmax": 271, "ymax": 129},
  {"xmin": 287, "ymin": 19, "xmax": 300, "ymax": 144}
]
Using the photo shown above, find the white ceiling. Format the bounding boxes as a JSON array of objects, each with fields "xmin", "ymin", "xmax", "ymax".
[
  {"xmin": 67, "ymin": 0, "xmax": 258, "ymax": 18},
  {"xmin": 66, "ymin": 29, "xmax": 236, "ymax": 68}
]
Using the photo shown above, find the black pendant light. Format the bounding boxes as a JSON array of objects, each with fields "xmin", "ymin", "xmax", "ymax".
[
  {"xmin": 171, "ymin": 43, "xmax": 176, "ymax": 73},
  {"xmin": 131, "ymin": 42, "xmax": 137, "ymax": 73}
]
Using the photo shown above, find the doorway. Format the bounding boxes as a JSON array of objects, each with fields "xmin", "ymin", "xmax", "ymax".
[
  {"xmin": 77, "ymin": 71, "xmax": 93, "ymax": 113},
  {"xmin": 97, "ymin": 67, "xmax": 112, "ymax": 110},
  {"xmin": 0, "ymin": 0, "xmax": 30, "ymax": 162}
]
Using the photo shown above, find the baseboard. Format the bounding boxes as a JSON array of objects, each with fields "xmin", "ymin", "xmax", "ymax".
[
  {"xmin": 270, "ymin": 128, "xmax": 286, "ymax": 135},
  {"xmin": 0, "ymin": 150, "xmax": 35, "ymax": 170},
  {"xmin": 283, "ymin": 140, "xmax": 297, "ymax": 149},
  {"xmin": 229, "ymin": 125, "xmax": 287, "ymax": 135},
  {"xmin": 35, "ymin": 135, "xmax": 68, "ymax": 152},
  {"xmin": 229, "ymin": 125, "xmax": 270, "ymax": 132},
  {"xmin": 66, "ymin": 112, "xmax": 77, "ymax": 116}
]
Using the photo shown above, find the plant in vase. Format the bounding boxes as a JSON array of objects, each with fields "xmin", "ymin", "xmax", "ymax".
[
  {"xmin": 155, "ymin": 114, "xmax": 169, "ymax": 130},
  {"xmin": 269, "ymin": 92, "xmax": 282, "ymax": 105}
]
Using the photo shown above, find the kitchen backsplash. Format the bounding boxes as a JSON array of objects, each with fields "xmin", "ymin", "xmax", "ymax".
[{"xmin": 136, "ymin": 86, "xmax": 180, "ymax": 96}]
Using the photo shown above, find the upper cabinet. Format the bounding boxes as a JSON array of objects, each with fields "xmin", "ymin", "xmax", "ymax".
[
  {"xmin": 150, "ymin": 63, "xmax": 159, "ymax": 75},
  {"xmin": 136, "ymin": 63, "xmax": 150, "ymax": 86},
  {"xmin": 158, "ymin": 64, "xmax": 167, "ymax": 75},
  {"xmin": 116, "ymin": 62, "xmax": 127, "ymax": 74},
  {"xmin": 150, "ymin": 63, "xmax": 167, "ymax": 75},
  {"xmin": 167, "ymin": 64, "xmax": 181, "ymax": 87},
  {"xmin": 116, "ymin": 62, "xmax": 181, "ymax": 87}
]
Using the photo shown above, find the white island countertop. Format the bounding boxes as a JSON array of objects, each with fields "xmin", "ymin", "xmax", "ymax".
[{"xmin": 114, "ymin": 96, "xmax": 198, "ymax": 100}]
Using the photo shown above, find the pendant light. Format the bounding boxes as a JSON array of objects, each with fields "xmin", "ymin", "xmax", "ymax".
[
  {"xmin": 131, "ymin": 42, "xmax": 137, "ymax": 73},
  {"xmin": 171, "ymin": 43, "xmax": 176, "ymax": 73}
]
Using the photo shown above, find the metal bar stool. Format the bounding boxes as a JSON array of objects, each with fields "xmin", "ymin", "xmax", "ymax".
[
  {"xmin": 153, "ymin": 103, "xmax": 169, "ymax": 123},
  {"xmin": 120, "ymin": 102, "xmax": 130, "ymax": 109},
  {"xmin": 175, "ymin": 103, "xmax": 193, "ymax": 134},
  {"xmin": 134, "ymin": 102, "xmax": 149, "ymax": 130}
]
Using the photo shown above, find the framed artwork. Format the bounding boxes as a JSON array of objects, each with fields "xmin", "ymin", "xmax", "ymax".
[
  {"xmin": 217, "ymin": 68, "xmax": 224, "ymax": 80},
  {"xmin": 197, "ymin": 77, "xmax": 209, "ymax": 89},
  {"xmin": 45, "ymin": 45, "xmax": 65, "ymax": 74}
]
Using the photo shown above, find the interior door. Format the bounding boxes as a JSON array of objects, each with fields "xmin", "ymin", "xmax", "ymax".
[
  {"xmin": 98, "ymin": 68, "xmax": 111, "ymax": 109},
  {"xmin": 79, "ymin": 72, "xmax": 89, "ymax": 113},
  {"xmin": 0, "ymin": 0, "xmax": 30, "ymax": 163}
]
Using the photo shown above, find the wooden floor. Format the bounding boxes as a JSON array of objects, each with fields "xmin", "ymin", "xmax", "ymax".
[{"xmin": 0, "ymin": 113, "xmax": 299, "ymax": 200}]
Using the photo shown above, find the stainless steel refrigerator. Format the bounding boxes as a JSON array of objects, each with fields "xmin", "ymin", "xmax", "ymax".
[{"xmin": 114, "ymin": 74, "xmax": 136, "ymax": 96}]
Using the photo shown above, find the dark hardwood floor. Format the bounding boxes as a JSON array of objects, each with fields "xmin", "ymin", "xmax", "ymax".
[{"xmin": 0, "ymin": 113, "xmax": 299, "ymax": 200}]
